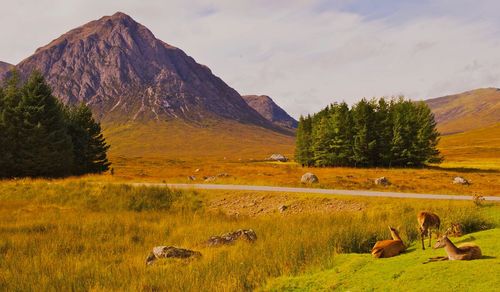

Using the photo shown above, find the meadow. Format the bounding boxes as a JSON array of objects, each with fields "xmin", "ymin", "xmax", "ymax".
[{"xmin": 0, "ymin": 179, "xmax": 497, "ymax": 291}]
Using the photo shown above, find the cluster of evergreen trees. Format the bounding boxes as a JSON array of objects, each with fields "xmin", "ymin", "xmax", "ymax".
[
  {"xmin": 295, "ymin": 97, "xmax": 442, "ymax": 167},
  {"xmin": 0, "ymin": 71, "xmax": 111, "ymax": 178}
]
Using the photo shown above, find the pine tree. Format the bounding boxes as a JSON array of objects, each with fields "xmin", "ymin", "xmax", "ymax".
[
  {"xmin": 295, "ymin": 115, "xmax": 314, "ymax": 166},
  {"xmin": 312, "ymin": 115, "xmax": 335, "ymax": 167},
  {"xmin": 375, "ymin": 98, "xmax": 394, "ymax": 166},
  {"xmin": 414, "ymin": 101, "xmax": 442, "ymax": 165},
  {"xmin": 16, "ymin": 71, "xmax": 74, "ymax": 177},
  {"xmin": 1, "ymin": 71, "xmax": 23, "ymax": 177},
  {"xmin": 329, "ymin": 102, "xmax": 353, "ymax": 166},
  {"xmin": 66, "ymin": 103, "xmax": 111, "ymax": 174},
  {"xmin": 352, "ymin": 99, "xmax": 377, "ymax": 167}
]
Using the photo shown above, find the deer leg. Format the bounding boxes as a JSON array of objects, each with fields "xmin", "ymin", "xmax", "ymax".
[
  {"xmin": 421, "ymin": 231, "xmax": 425, "ymax": 250},
  {"xmin": 428, "ymin": 229, "xmax": 432, "ymax": 247}
]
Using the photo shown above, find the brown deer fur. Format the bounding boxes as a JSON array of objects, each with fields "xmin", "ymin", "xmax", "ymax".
[
  {"xmin": 434, "ymin": 235, "xmax": 482, "ymax": 260},
  {"xmin": 371, "ymin": 226, "xmax": 406, "ymax": 258},
  {"xmin": 417, "ymin": 211, "xmax": 440, "ymax": 250}
]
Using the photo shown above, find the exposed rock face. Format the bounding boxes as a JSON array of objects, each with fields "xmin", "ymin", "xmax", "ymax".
[
  {"xmin": 242, "ymin": 95, "xmax": 298, "ymax": 129},
  {"xmin": 13, "ymin": 12, "xmax": 275, "ymax": 128},
  {"xmin": 301, "ymin": 173, "xmax": 319, "ymax": 184},
  {"xmin": 453, "ymin": 176, "xmax": 469, "ymax": 185},
  {"xmin": 146, "ymin": 246, "xmax": 201, "ymax": 265},
  {"xmin": 0, "ymin": 61, "xmax": 13, "ymax": 79},
  {"xmin": 206, "ymin": 229, "xmax": 257, "ymax": 247}
]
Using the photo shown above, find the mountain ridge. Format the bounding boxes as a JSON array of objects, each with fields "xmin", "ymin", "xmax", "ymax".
[
  {"xmin": 242, "ymin": 95, "xmax": 298, "ymax": 129},
  {"xmin": 9, "ymin": 12, "xmax": 281, "ymax": 132},
  {"xmin": 425, "ymin": 87, "xmax": 500, "ymax": 135}
]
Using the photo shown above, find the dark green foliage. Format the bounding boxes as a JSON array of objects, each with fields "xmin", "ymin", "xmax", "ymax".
[
  {"xmin": 295, "ymin": 97, "xmax": 442, "ymax": 167},
  {"xmin": 0, "ymin": 71, "xmax": 111, "ymax": 178},
  {"xmin": 65, "ymin": 103, "xmax": 110, "ymax": 174}
]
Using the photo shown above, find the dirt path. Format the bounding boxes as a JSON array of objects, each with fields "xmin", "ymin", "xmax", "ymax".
[{"xmin": 131, "ymin": 183, "xmax": 500, "ymax": 201}]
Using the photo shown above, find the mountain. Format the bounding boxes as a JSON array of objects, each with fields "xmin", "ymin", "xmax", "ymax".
[
  {"xmin": 12, "ymin": 12, "xmax": 275, "ymax": 128},
  {"xmin": 242, "ymin": 95, "xmax": 298, "ymax": 129},
  {"xmin": 426, "ymin": 88, "xmax": 500, "ymax": 135},
  {"xmin": 0, "ymin": 61, "xmax": 13, "ymax": 77}
]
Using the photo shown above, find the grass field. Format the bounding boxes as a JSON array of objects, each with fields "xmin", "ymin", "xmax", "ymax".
[{"xmin": 0, "ymin": 179, "xmax": 497, "ymax": 291}]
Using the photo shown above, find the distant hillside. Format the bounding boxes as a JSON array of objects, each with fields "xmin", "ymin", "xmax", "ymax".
[
  {"xmin": 438, "ymin": 122, "xmax": 500, "ymax": 170},
  {"xmin": 426, "ymin": 88, "xmax": 500, "ymax": 135},
  {"xmin": 242, "ymin": 95, "xmax": 298, "ymax": 129}
]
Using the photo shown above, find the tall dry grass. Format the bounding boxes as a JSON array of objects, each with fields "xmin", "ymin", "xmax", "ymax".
[{"xmin": 0, "ymin": 180, "xmax": 494, "ymax": 291}]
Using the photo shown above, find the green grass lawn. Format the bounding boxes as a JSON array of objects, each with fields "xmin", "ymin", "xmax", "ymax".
[{"xmin": 263, "ymin": 228, "xmax": 500, "ymax": 291}]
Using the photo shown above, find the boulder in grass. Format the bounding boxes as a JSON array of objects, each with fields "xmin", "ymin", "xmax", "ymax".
[
  {"xmin": 146, "ymin": 246, "xmax": 201, "ymax": 265},
  {"xmin": 268, "ymin": 154, "xmax": 288, "ymax": 162},
  {"xmin": 453, "ymin": 176, "xmax": 469, "ymax": 185},
  {"xmin": 206, "ymin": 229, "xmax": 257, "ymax": 247},
  {"xmin": 374, "ymin": 177, "xmax": 390, "ymax": 186},
  {"xmin": 301, "ymin": 172, "xmax": 319, "ymax": 184}
]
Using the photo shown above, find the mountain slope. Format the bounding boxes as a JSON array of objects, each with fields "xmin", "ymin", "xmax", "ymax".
[
  {"xmin": 242, "ymin": 95, "xmax": 298, "ymax": 129},
  {"xmin": 438, "ymin": 122, "xmax": 500, "ymax": 170},
  {"xmin": 13, "ymin": 12, "xmax": 274, "ymax": 128},
  {"xmin": 0, "ymin": 61, "xmax": 13, "ymax": 78},
  {"xmin": 426, "ymin": 88, "xmax": 500, "ymax": 135}
]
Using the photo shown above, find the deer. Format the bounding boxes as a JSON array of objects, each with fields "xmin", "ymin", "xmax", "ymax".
[
  {"xmin": 371, "ymin": 226, "xmax": 406, "ymax": 258},
  {"xmin": 417, "ymin": 211, "xmax": 440, "ymax": 250},
  {"xmin": 423, "ymin": 228, "xmax": 482, "ymax": 263}
]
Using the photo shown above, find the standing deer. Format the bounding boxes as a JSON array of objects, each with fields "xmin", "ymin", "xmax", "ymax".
[
  {"xmin": 371, "ymin": 226, "xmax": 406, "ymax": 258},
  {"xmin": 417, "ymin": 211, "xmax": 440, "ymax": 250}
]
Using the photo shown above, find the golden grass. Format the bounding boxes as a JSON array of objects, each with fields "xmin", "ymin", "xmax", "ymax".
[
  {"xmin": 0, "ymin": 180, "xmax": 495, "ymax": 291},
  {"xmin": 438, "ymin": 122, "xmax": 500, "ymax": 170}
]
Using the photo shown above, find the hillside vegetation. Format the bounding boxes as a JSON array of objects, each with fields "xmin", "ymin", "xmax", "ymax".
[
  {"xmin": 426, "ymin": 88, "xmax": 500, "ymax": 135},
  {"xmin": 438, "ymin": 122, "xmax": 500, "ymax": 170}
]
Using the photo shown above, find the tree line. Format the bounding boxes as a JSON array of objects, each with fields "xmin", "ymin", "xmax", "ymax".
[
  {"xmin": 295, "ymin": 97, "xmax": 442, "ymax": 167},
  {"xmin": 0, "ymin": 71, "xmax": 110, "ymax": 178}
]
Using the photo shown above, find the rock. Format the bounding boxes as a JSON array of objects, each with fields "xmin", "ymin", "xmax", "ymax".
[
  {"xmin": 146, "ymin": 246, "xmax": 201, "ymax": 265},
  {"xmin": 204, "ymin": 176, "xmax": 216, "ymax": 182},
  {"xmin": 268, "ymin": 154, "xmax": 289, "ymax": 162},
  {"xmin": 194, "ymin": 168, "xmax": 200, "ymax": 173},
  {"xmin": 301, "ymin": 173, "xmax": 319, "ymax": 184},
  {"xmin": 278, "ymin": 205, "xmax": 288, "ymax": 213},
  {"xmin": 453, "ymin": 176, "xmax": 469, "ymax": 185},
  {"xmin": 206, "ymin": 229, "xmax": 257, "ymax": 247},
  {"xmin": 374, "ymin": 177, "xmax": 390, "ymax": 186},
  {"xmin": 216, "ymin": 173, "xmax": 230, "ymax": 178},
  {"xmin": 187, "ymin": 176, "xmax": 196, "ymax": 181}
]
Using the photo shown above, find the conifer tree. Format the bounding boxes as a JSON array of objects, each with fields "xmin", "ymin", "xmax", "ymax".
[
  {"xmin": 16, "ymin": 71, "xmax": 74, "ymax": 177},
  {"xmin": 65, "ymin": 103, "xmax": 111, "ymax": 174},
  {"xmin": 352, "ymin": 99, "xmax": 377, "ymax": 166}
]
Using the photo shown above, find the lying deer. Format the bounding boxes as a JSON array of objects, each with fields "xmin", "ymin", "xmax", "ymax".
[
  {"xmin": 424, "ymin": 230, "xmax": 482, "ymax": 263},
  {"xmin": 371, "ymin": 226, "xmax": 406, "ymax": 258},
  {"xmin": 417, "ymin": 211, "xmax": 440, "ymax": 250}
]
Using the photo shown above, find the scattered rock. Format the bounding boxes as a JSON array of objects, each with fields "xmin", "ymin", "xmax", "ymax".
[
  {"xmin": 204, "ymin": 176, "xmax": 216, "ymax": 183},
  {"xmin": 206, "ymin": 229, "xmax": 257, "ymax": 247},
  {"xmin": 187, "ymin": 176, "xmax": 196, "ymax": 181},
  {"xmin": 268, "ymin": 154, "xmax": 288, "ymax": 162},
  {"xmin": 146, "ymin": 246, "xmax": 201, "ymax": 265},
  {"xmin": 278, "ymin": 205, "xmax": 288, "ymax": 213},
  {"xmin": 194, "ymin": 168, "xmax": 200, "ymax": 173},
  {"xmin": 301, "ymin": 173, "xmax": 319, "ymax": 184},
  {"xmin": 374, "ymin": 177, "xmax": 390, "ymax": 186},
  {"xmin": 453, "ymin": 176, "xmax": 469, "ymax": 185},
  {"xmin": 216, "ymin": 173, "xmax": 230, "ymax": 178}
]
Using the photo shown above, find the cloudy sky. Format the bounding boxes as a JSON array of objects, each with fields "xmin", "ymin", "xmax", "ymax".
[{"xmin": 1, "ymin": 0, "xmax": 499, "ymax": 117}]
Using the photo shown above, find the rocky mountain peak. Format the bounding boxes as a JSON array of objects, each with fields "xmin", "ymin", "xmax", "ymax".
[
  {"xmin": 11, "ymin": 12, "xmax": 276, "ymax": 129},
  {"xmin": 242, "ymin": 95, "xmax": 298, "ymax": 129}
]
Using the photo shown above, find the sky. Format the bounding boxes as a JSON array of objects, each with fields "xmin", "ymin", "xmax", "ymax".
[{"xmin": 1, "ymin": 0, "xmax": 499, "ymax": 118}]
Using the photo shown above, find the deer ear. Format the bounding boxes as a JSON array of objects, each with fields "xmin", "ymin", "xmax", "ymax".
[{"xmin": 444, "ymin": 227, "xmax": 452, "ymax": 236}]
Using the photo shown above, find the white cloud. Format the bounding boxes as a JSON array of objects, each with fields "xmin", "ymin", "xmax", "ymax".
[{"xmin": 1, "ymin": 0, "xmax": 499, "ymax": 117}]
